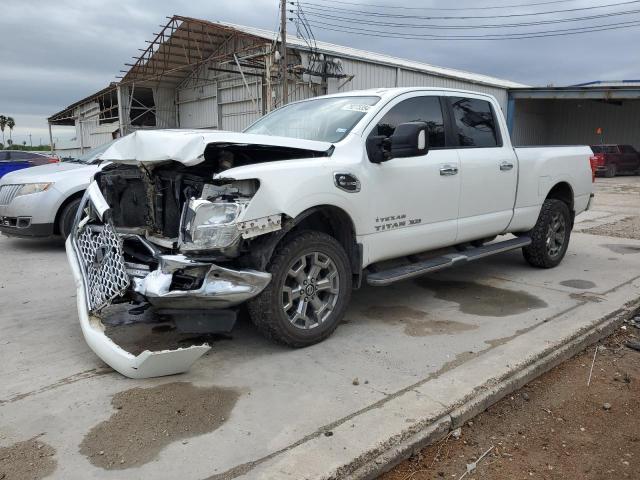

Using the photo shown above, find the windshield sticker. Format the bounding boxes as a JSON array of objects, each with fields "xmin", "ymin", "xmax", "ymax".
[
  {"xmin": 341, "ymin": 104, "xmax": 372, "ymax": 113},
  {"xmin": 336, "ymin": 127, "xmax": 347, "ymax": 133}
]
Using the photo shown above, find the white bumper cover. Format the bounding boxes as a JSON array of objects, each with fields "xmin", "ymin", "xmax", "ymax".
[{"xmin": 66, "ymin": 236, "xmax": 211, "ymax": 379}]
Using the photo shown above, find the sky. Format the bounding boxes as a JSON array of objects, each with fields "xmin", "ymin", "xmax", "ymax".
[{"xmin": 1, "ymin": 0, "xmax": 639, "ymax": 146}]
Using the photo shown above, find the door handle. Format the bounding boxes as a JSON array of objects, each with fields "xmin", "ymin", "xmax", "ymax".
[
  {"xmin": 439, "ymin": 165, "xmax": 459, "ymax": 176},
  {"xmin": 500, "ymin": 161, "xmax": 514, "ymax": 171}
]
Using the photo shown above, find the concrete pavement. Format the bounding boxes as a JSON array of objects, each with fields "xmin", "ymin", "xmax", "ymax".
[{"xmin": 1, "ymin": 177, "xmax": 639, "ymax": 480}]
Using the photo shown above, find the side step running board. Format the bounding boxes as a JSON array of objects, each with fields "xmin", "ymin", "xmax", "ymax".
[{"xmin": 366, "ymin": 236, "xmax": 531, "ymax": 286}]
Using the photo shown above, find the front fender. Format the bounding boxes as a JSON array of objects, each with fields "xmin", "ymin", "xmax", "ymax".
[{"xmin": 222, "ymin": 160, "xmax": 368, "ymax": 236}]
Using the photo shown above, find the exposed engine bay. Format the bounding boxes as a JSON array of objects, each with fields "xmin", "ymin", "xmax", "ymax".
[{"xmin": 96, "ymin": 142, "xmax": 328, "ymax": 259}]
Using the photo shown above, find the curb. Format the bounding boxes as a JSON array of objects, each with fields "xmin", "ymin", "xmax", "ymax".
[{"xmin": 350, "ymin": 297, "xmax": 640, "ymax": 480}]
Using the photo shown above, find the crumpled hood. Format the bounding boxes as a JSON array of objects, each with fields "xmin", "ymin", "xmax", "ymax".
[
  {"xmin": 100, "ymin": 129, "xmax": 333, "ymax": 166},
  {"xmin": 0, "ymin": 161, "xmax": 100, "ymax": 184}
]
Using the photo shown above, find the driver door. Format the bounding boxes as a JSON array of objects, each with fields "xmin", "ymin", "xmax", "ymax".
[{"xmin": 364, "ymin": 93, "xmax": 460, "ymax": 264}]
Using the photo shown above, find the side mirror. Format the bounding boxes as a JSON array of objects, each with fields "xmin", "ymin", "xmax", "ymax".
[
  {"xmin": 366, "ymin": 122, "xmax": 429, "ymax": 163},
  {"xmin": 389, "ymin": 122, "xmax": 429, "ymax": 159}
]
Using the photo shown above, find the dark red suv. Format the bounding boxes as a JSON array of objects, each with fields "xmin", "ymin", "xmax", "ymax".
[{"xmin": 590, "ymin": 144, "xmax": 640, "ymax": 177}]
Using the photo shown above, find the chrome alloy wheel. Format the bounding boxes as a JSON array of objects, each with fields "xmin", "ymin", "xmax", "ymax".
[
  {"xmin": 281, "ymin": 252, "xmax": 340, "ymax": 329},
  {"xmin": 545, "ymin": 211, "xmax": 566, "ymax": 258}
]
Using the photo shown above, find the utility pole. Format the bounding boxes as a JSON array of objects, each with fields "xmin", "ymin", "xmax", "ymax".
[
  {"xmin": 29, "ymin": 133, "xmax": 32, "ymax": 147},
  {"xmin": 280, "ymin": 0, "xmax": 288, "ymax": 105}
]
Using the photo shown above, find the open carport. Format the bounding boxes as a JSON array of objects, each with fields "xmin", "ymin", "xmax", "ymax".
[{"xmin": 508, "ymin": 81, "xmax": 640, "ymax": 150}]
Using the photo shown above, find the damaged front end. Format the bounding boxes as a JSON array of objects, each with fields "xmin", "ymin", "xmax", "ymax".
[{"xmin": 65, "ymin": 148, "xmax": 303, "ymax": 377}]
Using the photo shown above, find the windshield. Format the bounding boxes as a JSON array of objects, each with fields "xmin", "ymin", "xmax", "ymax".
[
  {"xmin": 64, "ymin": 139, "xmax": 119, "ymax": 164},
  {"xmin": 244, "ymin": 96, "xmax": 380, "ymax": 143}
]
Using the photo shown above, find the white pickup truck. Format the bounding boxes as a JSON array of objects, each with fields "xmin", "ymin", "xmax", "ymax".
[{"xmin": 66, "ymin": 87, "xmax": 595, "ymax": 378}]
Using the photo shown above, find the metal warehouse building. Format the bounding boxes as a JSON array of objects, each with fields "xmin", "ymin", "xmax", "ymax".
[
  {"xmin": 47, "ymin": 15, "xmax": 524, "ymax": 156},
  {"xmin": 47, "ymin": 16, "xmax": 640, "ymax": 156}
]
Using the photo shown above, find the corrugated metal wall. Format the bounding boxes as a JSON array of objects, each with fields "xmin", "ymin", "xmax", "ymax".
[
  {"xmin": 177, "ymin": 81, "xmax": 218, "ymax": 129},
  {"xmin": 173, "ymin": 61, "xmax": 262, "ymax": 131},
  {"xmin": 218, "ymin": 77, "xmax": 262, "ymax": 131},
  {"xmin": 76, "ymin": 102, "xmax": 119, "ymax": 150},
  {"xmin": 512, "ymin": 99, "xmax": 640, "ymax": 149},
  {"xmin": 154, "ymin": 87, "xmax": 177, "ymax": 128},
  {"xmin": 326, "ymin": 58, "xmax": 509, "ymax": 113}
]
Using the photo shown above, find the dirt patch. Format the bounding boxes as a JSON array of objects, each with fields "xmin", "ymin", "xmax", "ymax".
[
  {"xmin": 382, "ymin": 327, "xmax": 640, "ymax": 480},
  {"xmin": 602, "ymin": 243, "xmax": 640, "ymax": 255},
  {"xmin": 415, "ymin": 279, "xmax": 548, "ymax": 316},
  {"xmin": 582, "ymin": 216, "xmax": 640, "ymax": 240},
  {"xmin": 0, "ymin": 436, "xmax": 56, "ymax": 480},
  {"xmin": 362, "ymin": 306, "xmax": 476, "ymax": 337},
  {"xmin": 560, "ymin": 279, "xmax": 597, "ymax": 289},
  {"xmin": 80, "ymin": 382, "xmax": 240, "ymax": 469},
  {"xmin": 570, "ymin": 292, "xmax": 605, "ymax": 303}
]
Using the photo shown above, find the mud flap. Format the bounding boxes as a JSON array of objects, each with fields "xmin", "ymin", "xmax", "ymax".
[{"xmin": 66, "ymin": 237, "xmax": 210, "ymax": 379}]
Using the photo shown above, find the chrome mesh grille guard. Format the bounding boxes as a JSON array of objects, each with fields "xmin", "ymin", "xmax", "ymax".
[{"xmin": 71, "ymin": 185, "xmax": 130, "ymax": 312}]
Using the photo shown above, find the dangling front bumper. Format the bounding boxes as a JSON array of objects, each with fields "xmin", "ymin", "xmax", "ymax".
[{"xmin": 66, "ymin": 182, "xmax": 270, "ymax": 378}]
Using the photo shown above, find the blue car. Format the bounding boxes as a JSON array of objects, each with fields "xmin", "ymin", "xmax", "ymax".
[{"xmin": 0, "ymin": 150, "xmax": 59, "ymax": 178}]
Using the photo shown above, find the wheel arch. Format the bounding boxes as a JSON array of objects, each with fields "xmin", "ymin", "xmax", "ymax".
[
  {"xmin": 545, "ymin": 181, "xmax": 574, "ymax": 211},
  {"xmin": 53, "ymin": 190, "xmax": 85, "ymax": 235},
  {"xmin": 244, "ymin": 204, "xmax": 363, "ymax": 287}
]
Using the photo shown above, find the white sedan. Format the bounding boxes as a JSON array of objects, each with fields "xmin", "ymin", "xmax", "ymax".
[{"xmin": 0, "ymin": 142, "xmax": 113, "ymax": 238}]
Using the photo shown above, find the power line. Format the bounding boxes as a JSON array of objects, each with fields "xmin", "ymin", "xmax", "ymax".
[
  {"xmin": 298, "ymin": 7, "xmax": 640, "ymax": 29},
  {"xmin": 295, "ymin": 0, "xmax": 640, "ymax": 20},
  {"xmin": 303, "ymin": 18, "xmax": 640, "ymax": 39},
  {"xmin": 295, "ymin": 0, "xmax": 577, "ymax": 11}
]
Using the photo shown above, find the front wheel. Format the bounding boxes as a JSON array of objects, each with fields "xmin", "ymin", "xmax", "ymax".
[
  {"xmin": 58, "ymin": 197, "xmax": 82, "ymax": 239},
  {"xmin": 522, "ymin": 199, "xmax": 571, "ymax": 268},
  {"xmin": 248, "ymin": 231, "xmax": 352, "ymax": 347},
  {"xmin": 604, "ymin": 164, "xmax": 617, "ymax": 178}
]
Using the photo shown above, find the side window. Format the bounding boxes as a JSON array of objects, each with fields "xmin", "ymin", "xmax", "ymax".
[
  {"xmin": 0, "ymin": 152, "xmax": 8, "ymax": 161},
  {"xmin": 621, "ymin": 145, "xmax": 635, "ymax": 154},
  {"xmin": 12, "ymin": 152, "xmax": 35, "ymax": 160},
  {"xmin": 449, "ymin": 97, "xmax": 500, "ymax": 148},
  {"xmin": 370, "ymin": 96, "xmax": 445, "ymax": 148}
]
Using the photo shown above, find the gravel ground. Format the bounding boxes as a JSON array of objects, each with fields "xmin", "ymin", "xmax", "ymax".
[
  {"xmin": 381, "ymin": 326, "xmax": 640, "ymax": 480},
  {"xmin": 0, "ymin": 436, "xmax": 56, "ymax": 480},
  {"xmin": 581, "ymin": 215, "xmax": 640, "ymax": 241}
]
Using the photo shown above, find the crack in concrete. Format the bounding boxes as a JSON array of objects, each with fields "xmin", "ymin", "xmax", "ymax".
[{"xmin": 0, "ymin": 368, "xmax": 113, "ymax": 406}]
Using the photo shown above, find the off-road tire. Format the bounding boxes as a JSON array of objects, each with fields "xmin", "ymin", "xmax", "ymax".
[
  {"xmin": 522, "ymin": 199, "xmax": 572, "ymax": 268},
  {"xmin": 248, "ymin": 231, "xmax": 352, "ymax": 347},
  {"xmin": 59, "ymin": 197, "xmax": 82, "ymax": 239}
]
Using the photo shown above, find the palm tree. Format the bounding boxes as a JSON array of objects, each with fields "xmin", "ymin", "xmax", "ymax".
[
  {"xmin": 6, "ymin": 117, "xmax": 15, "ymax": 144},
  {"xmin": 0, "ymin": 116, "xmax": 6, "ymax": 146}
]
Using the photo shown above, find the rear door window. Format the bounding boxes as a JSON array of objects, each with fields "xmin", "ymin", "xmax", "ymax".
[
  {"xmin": 370, "ymin": 96, "xmax": 446, "ymax": 148},
  {"xmin": 449, "ymin": 97, "xmax": 501, "ymax": 148},
  {"xmin": 0, "ymin": 152, "xmax": 8, "ymax": 161}
]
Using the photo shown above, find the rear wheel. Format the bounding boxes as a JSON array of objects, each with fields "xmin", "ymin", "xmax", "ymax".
[
  {"xmin": 522, "ymin": 199, "xmax": 571, "ymax": 268},
  {"xmin": 248, "ymin": 231, "xmax": 352, "ymax": 347},
  {"xmin": 58, "ymin": 197, "xmax": 82, "ymax": 239}
]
